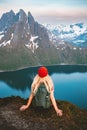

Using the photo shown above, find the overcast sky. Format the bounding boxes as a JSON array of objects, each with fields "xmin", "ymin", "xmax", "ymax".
[{"xmin": 0, "ymin": 0, "xmax": 87, "ymax": 25}]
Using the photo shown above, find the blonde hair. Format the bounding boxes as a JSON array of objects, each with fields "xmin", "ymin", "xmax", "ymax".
[{"xmin": 31, "ymin": 74, "xmax": 54, "ymax": 95}]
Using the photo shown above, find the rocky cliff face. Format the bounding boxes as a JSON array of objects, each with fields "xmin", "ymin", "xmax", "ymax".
[
  {"xmin": 0, "ymin": 10, "xmax": 16, "ymax": 32},
  {"xmin": 0, "ymin": 97, "xmax": 87, "ymax": 130},
  {"xmin": 0, "ymin": 9, "xmax": 87, "ymax": 70}
]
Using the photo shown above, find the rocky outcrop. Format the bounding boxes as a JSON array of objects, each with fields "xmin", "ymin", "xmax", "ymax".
[
  {"xmin": 0, "ymin": 97, "xmax": 87, "ymax": 130},
  {"xmin": 0, "ymin": 10, "xmax": 16, "ymax": 31}
]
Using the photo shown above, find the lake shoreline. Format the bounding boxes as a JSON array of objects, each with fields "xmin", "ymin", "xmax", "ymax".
[{"xmin": 0, "ymin": 64, "xmax": 87, "ymax": 73}]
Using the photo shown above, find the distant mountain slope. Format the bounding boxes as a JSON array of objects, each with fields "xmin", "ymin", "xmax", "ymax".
[
  {"xmin": 0, "ymin": 10, "xmax": 87, "ymax": 70},
  {"xmin": 44, "ymin": 23, "xmax": 87, "ymax": 47}
]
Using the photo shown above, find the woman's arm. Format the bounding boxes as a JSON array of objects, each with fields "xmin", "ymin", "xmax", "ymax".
[
  {"xmin": 20, "ymin": 75, "xmax": 40, "ymax": 111},
  {"xmin": 20, "ymin": 93, "xmax": 34, "ymax": 111},
  {"xmin": 44, "ymin": 75, "xmax": 63, "ymax": 116},
  {"xmin": 50, "ymin": 92, "xmax": 63, "ymax": 116}
]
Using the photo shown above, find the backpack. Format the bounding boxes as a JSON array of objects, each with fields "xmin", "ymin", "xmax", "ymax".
[{"xmin": 32, "ymin": 84, "xmax": 51, "ymax": 108}]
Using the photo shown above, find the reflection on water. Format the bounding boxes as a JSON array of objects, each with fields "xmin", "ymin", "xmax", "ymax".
[
  {"xmin": 0, "ymin": 65, "xmax": 87, "ymax": 108},
  {"xmin": 0, "ymin": 81, "xmax": 30, "ymax": 99},
  {"xmin": 0, "ymin": 67, "xmax": 38, "ymax": 99}
]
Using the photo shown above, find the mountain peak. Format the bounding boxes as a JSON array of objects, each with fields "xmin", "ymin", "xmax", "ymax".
[
  {"xmin": 28, "ymin": 11, "xmax": 35, "ymax": 35},
  {"xmin": 19, "ymin": 9, "xmax": 26, "ymax": 14},
  {"xmin": 9, "ymin": 9, "xmax": 15, "ymax": 15},
  {"xmin": 18, "ymin": 9, "xmax": 27, "ymax": 22},
  {"xmin": 28, "ymin": 11, "xmax": 35, "ymax": 23},
  {"xmin": 0, "ymin": 10, "xmax": 15, "ymax": 31},
  {"xmin": 1, "ymin": 10, "xmax": 15, "ymax": 18}
]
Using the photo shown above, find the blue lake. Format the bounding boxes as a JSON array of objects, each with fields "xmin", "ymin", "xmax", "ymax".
[{"xmin": 0, "ymin": 65, "xmax": 87, "ymax": 109}]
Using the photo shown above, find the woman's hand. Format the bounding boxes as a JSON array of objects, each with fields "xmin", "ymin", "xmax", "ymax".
[
  {"xmin": 56, "ymin": 109, "xmax": 63, "ymax": 117},
  {"xmin": 20, "ymin": 105, "xmax": 28, "ymax": 111}
]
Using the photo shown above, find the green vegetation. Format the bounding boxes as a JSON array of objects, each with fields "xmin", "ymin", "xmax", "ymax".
[
  {"xmin": 0, "ymin": 45, "xmax": 38, "ymax": 71},
  {"xmin": 0, "ymin": 44, "xmax": 87, "ymax": 71}
]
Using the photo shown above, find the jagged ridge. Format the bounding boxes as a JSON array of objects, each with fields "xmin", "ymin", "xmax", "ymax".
[{"xmin": 0, "ymin": 9, "xmax": 87, "ymax": 70}]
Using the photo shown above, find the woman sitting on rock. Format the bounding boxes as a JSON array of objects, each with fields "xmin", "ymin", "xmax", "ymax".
[{"xmin": 20, "ymin": 66, "xmax": 63, "ymax": 116}]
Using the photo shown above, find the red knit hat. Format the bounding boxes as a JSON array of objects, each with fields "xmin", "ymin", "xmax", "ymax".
[{"xmin": 38, "ymin": 66, "xmax": 48, "ymax": 78}]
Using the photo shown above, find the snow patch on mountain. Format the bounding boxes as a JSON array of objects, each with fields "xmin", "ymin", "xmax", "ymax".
[
  {"xmin": 44, "ymin": 23, "xmax": 87, "ymax": 47},
  {"xmin": 30, "ymin": 35, "xmax": 38, "ymax": 43},
  {"xmin": 25, "ymin": 35, "xmax": 39, "ymax": 53},
  {"xmin": 0, "ymin": 31, "xmax": 4, "ymax": 40},
  {"xmin": 0, "ymin": 33, "xmax": 14, "ymax": 47},
  {"xmin": 11, "ymin": 33, "xmax": 14, "ymax": 40},
  {"xmin": 0, "ymin": 40, "xmax": 11, "ymax": 47}
]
